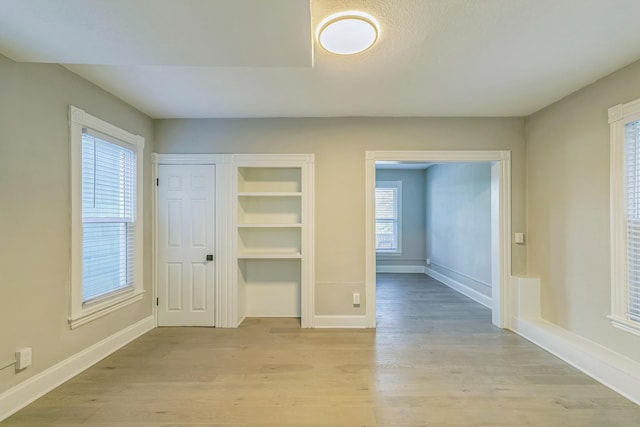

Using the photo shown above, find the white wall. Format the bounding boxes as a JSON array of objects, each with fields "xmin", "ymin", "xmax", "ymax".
[
  {"xmin": 526, "ymin": 58, "xmax": 640, "ymax": 362},
  {"xmin": 375, "ymin": 169, "xmax": 426, "ymax": 269},
  {"xmin": 0, "ymin": 54, "xmax": 154, "ymax": 394},
  {"xmin": 154, "ymin": 117, "xmax": 526, "ymax": 315},
  {"xmin": 425, "ymin": 163, "xmax": 492, "ymax": 298}
]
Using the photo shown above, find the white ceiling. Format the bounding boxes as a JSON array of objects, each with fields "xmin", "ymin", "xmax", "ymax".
[{"xmin": 2, "ymin": 0, "xmax": 640, "ymax": 119}]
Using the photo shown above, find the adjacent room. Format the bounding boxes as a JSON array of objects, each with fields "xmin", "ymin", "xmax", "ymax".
[
  {"xmin": 374, "ymin": 159, "xmax": 495, "ymax": 326},
  {"xmin": 2, "ymin": 0, "xmax": 640, "ymax": 425},
  {"xmin": 375, "ymin": 161, "xmax": 495, "ymax": 312}
]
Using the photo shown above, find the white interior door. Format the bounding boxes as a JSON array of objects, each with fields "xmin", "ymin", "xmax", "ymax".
[{"xmin": 157, "ymin": 164, "xmax": 215, "ymax": 326}]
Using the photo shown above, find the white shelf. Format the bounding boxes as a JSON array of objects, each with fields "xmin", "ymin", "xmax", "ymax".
[
  {"xmin": 238, "ymin": 167, "xmax": 301, "ymax": 193},
  {"xmin": 238, "ymin": 196, "xmax": 301, "ymax": 224},
  {"xmin": 238, "ymin": 227, "xmax": 301, "ymax": 255},
  {"xmin": 237, "ymin": 223, "xmax": 302, "ymax": 228},
  {"xmin": 238, "ymin": 192, "xmax": 302, "ymax": 197}
]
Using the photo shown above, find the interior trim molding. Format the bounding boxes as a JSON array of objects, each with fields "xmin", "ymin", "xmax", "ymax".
[
  {"xmin": 365, "ymin": 150, "xmax": 511, "ymax": 329},
  {"xmin": 425, "ymin": 267, "xmax": 492, "ymax": 308},
  {"xmin": 512, "ymin": 318, "xmax": 640, "ymax": 406},
  {"xmin": 0, "ymin": 316, "xmax": 154, "ymax": 422},
  {"xmin": 151, "ymin": 153, "xmax": 225, "ymax": 164},
  {"xmin": 68, "ymin": 290, "xmax": 145, "ymax": 329},
  {"xmin": 236, "ymin": 316, "xmax": 247, "ymax": 328},
  {"xmin": 510, "ymin": 276, "xmax": 640, "ymax": 405},
  {"xmin": 429, "ymin": 262, "xmax": 491, "ymax": 289},
  {"xmin": 313, "ymin": 315, "xmax": 367, "ymax": 328}
]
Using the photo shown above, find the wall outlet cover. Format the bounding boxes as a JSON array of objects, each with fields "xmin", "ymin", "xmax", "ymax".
[{"xmin": 15, "ymin": 347, "xmax": 32, "ymax": 370}]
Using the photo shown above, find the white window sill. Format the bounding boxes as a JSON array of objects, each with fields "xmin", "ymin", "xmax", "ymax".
[
  {"xmin": 608, "ymin": 315, "xmax": 640, "ymax": 337},
  {"xmin": 69, "ymin": 290, "xmax": 145, "ymax": 329},
  {"xmin": 376, "ymin": 251, "xmax": 403, "ymax": 257}
]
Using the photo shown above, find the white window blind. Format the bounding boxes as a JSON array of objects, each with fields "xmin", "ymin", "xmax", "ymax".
[
  {"xmin": 81, "ymin": 129, "xmax": 136, "ymax": 303},
  {"xmin": 625, "ymin": 120, "xmax": 640, "ymax": 322},
  {"xmin": 375, "ymin": 184, "xmax": 399, "ymax": 252}
]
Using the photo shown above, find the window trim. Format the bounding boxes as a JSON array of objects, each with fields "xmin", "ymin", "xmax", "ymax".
[
  {"xmin": 609, "ymin": 99, "xmax": 640, "ymax": 336},
  {"xmin": 375, "ymin": 180, "xmax": 402, "ymax": 256},
  {"xmin": 69, "ymin": 106, "xmax": 145, "ymax": 329}
]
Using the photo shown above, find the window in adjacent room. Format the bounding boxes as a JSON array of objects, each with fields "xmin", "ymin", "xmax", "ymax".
[
  {"xmin": 375, "ymin": 181, "xmax": 402, "ymax": 254},
  {"xmin": 69, "ymin": 106, "xmax": 144, "ymax": 328},
  {"xmin": 609, "ymin": 99, "xmax": 640, "ymax": 336}
]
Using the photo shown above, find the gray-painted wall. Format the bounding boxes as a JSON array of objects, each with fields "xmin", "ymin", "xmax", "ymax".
[
  {"xmin": 154, "ymin": 117, "xmax": 527, "ymax": 314},
  {"xmin": 375, "ymin": 169, "xmax": 426, "ymax": 268},
  {"xmin": 0, "ymin": 54, "xmax": 154, "ymax": 393},
  {"xmin": 425, "ymin": 163, "xmax": 492, "ymax": 297},
  {"xmin": 526, "ymin": 58, "xmax": 640, "ymax": 363}
]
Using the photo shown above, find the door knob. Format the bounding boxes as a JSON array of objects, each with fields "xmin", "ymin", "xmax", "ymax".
[{"xmin": 206, "ymin": 254, "xmax": 214, "ymax": 261}]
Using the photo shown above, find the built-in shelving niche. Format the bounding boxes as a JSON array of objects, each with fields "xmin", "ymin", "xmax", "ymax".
[{"xmin": 234, "ymin": 159, "xmax": 313, "ymax": 326}]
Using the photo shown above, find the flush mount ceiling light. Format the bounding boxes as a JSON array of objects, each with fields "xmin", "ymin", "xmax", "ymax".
[{"xmin": 317, "ymin": 12, "xmax": 379, "ymax": 55}]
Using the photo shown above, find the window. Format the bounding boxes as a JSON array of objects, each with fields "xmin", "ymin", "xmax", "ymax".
[
  {"xmin": 69, "ymin": 106, "xmax": 144, "ymax": 328},
  {"xmin": 609, "ymin": 99, "xmax": 640, "ymax": 336},
  {"xmin": 375, "ymin": 181, "xmax": 402, "ymax": 254}
]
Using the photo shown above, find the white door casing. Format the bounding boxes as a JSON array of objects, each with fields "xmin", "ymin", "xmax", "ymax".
[
  {"xmin": 157, "ymin": 164, "xmax": 216, "ymax": 326},
  {"xmin": 365, "ymin": 150, "xmax": 512, "ymax": 329}
]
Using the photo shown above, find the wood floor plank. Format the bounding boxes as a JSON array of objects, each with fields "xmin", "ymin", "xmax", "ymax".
[{"xmin": 3, "ymin": 273, "xmax": 639, "ymax": 426}]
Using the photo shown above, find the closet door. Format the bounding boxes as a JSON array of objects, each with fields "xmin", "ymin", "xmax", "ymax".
[{"xmin": 157, "ymin": 164, "xmax": 216, "ymax": 326}]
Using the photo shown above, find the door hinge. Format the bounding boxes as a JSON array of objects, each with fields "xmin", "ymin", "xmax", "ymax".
[
  {"xmin": 156, "ymin": 178, "xmax": 159, "ymax": 186},
  {"xmin": 156, "ymin": 297, "xmax": 159, "ymax": 306}
]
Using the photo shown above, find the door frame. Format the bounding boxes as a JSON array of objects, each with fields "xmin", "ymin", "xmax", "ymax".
[
  {"xmin": 152, "ymin": 154, "xmax": 233, "ymax": 327},
  {"xmin": 365, "ymin": 150, "xmax": 512, "ymax": 328}
]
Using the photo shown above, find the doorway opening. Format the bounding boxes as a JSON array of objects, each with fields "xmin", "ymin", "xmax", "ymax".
[{"xmin": 365, "ymin": 151, "xmax": 511, "ymax": 328}]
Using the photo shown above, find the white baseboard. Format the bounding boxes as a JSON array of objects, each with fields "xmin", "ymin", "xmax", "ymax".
[
  {"xmin": 245, "ymin": 314, "xmax": 300, "ymax": 318},
  {"xmin": 510, "ymin": 276, "xmax": 541, "ymax": 320},
  {"xmin": 425, "ymin": 267, "xmax": 492, "ymax": 308},
  {"xmin": 313, "ymin": 315, "xmax": 367, "ymax": 328},
  {"xmin": 0, "ymin": 316, "xmax": 154, "ymax": 422},
  {"xmin": 236, "ymin": 316, "xmax": 246, "ymax": 327},
  {"xmin": 376, "ymin": 265, "xmax": 425, "ymax": 273},
  {"xmin": 512, "ymin": 317, "xmax": 640, "ymax": 406},
  {"xmin": 509, "ymin": 276, "xmax": 640, "ymax": 405}
]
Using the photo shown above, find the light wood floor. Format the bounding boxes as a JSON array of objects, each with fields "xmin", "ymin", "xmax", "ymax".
[{"xmin": 4, "ymin": 273, "xmax": 640, "ymax": 426}]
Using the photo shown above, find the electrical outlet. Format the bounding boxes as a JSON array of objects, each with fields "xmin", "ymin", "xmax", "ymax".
[
  {"xmin": 353, "ymin": 292, "xmax": 360, "ymax": 306},
  {"xmin": 426, "ymin": 258, "xmax": 431, "ymax": 266},
  {"xmin": 15, "ymin": 347, "xmax": 32, "ymax": 370}
]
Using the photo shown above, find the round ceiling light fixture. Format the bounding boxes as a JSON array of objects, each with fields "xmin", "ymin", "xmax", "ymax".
[{"xmin": 317, "ymin": 11, "xmax": 379, "ymax": 55}]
